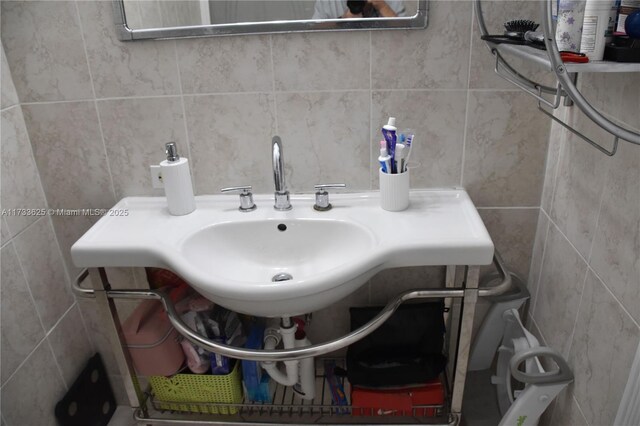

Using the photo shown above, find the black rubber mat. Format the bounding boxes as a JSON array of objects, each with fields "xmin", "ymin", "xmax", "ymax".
[{"xmin": 55, "ymin": 353, "xmax": 116, "ymax": 426}]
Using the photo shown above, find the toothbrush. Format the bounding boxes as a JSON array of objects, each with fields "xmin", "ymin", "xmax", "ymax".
[
  {"xmin": 403, "ymin": 133, "xmax": 414, "ymax": 173},
  {"xmin": 395, "ymin": 143, "xmax": 406, "ymax": 174}
]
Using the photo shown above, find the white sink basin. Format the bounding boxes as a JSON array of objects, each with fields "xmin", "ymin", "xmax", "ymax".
[
  {"xmin": 71, "ymin": 190, "xmax": 493, "ymax": 317},
  {"xmin": 181, "ymin": 219, "xmax": 376, "ymax": 285}
]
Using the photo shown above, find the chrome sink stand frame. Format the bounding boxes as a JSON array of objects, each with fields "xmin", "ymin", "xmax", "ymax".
[{"xmin": 73, "ymin": 252, "xmax": 512, "ymax": 425}]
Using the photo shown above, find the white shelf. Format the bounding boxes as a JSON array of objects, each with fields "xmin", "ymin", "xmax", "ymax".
[{"xmin": 491, "ymin": 43, "xmax": 640, "ymax": 73}]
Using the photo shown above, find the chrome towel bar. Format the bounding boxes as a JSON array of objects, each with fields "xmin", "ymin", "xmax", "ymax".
[{"xmin": 73, "ymin": 252, "xmax": 511, "ymax": 362}]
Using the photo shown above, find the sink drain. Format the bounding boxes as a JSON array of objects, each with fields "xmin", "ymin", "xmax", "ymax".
[{"xmin": 272, "ymin": 272, "xmax": 293, "ymax": 282}]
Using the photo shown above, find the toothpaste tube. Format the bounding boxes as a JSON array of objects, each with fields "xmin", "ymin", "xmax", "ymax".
[
  {"xmin": 378, "ymin": 140, "xmax": 392, "ymax": 173},
  {"xmin": 381, "ymin": 117, "xmax": 397, "ymax": 173}
]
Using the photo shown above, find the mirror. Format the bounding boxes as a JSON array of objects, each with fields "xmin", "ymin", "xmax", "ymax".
[{"xmin": 113, "ymin": 0, "xmax": 427, "ymax": 41}]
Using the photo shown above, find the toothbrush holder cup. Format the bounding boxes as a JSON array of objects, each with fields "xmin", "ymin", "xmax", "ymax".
[{"xmin": 379, "ymin": 168, "xmax": 410, "ymax": 212}]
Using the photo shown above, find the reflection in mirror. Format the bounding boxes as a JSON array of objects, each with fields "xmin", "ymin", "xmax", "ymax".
[
  {"xmin": 314, "ymin": 0, "xmax": 413, "ymax": 19},
  {"xmin": 116, "ymin": 0, "xmax": 425, "ymax": 40},
  {"xmin": 123, "ymin": 1, "xmax": 420, "ymax": 29}
]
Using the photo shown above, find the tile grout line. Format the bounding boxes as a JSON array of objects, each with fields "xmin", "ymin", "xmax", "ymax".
[
  {"xmin": 587, "ymin": 264, "xmax": 640, "ymax": 330},
  {"xmin": 17, "ymin": 88, "xmax": 506, "ymax": 107},
  {"xmin": 584, "ymin": 154, "xmax": 613, "ymax": 265},
  {"xmin": 528, "ymin": 314, "xmax": 548, "ymax": 346},
  {"xmin": 10, "ymin": 220, "xmax": 50, "ymax": 334},
  {"xmin": 46, "ymin": 302, "xmax": 81, "ymax": 341},
  {"xmin": 173, "ymin": 39, "xmax": 194, "ymax": 167},
  {"xmin": 1, "ymin": 214, "xmax": 48, "ymax": 250},
  {"xmin": 572, "ymin": 395, "xmax": 591, "ymax": 425},
  {"xmin": 543, "ymin": 208, "xmax": 640, "ymax": 330},
  {"xmin": 1, "ymin": 299, "xmax": 79, "ymax": 390},
  {"xmin": 468, "ymin": 88, "xmax": 522, "ymax": 92},
  {"xmin": 562, "ymin": 267, "xmax": 590, "ymax": 358},
  {"xmin": 20, "ymin": 98, "xmax": 97, "ymax": 106},
  {"xmin": 46, "ymin": 335, "xmax": 70, "ymax": 390},
  {"xmin": 476, "ymin": 206, "xmax": 540, "ymax": 210},
  {"xmin": 459, "ymin": 0, "xmax": 476, "ymax": 188},
  {"xmin": 614, "ymin": 340, "xmax": 640, "ymax": 425},
  {"xmin": 368, "ymin": 30, "xmax": 373, "ymax": 190},
  {"xmin": 530, "ymin": 112, "xmax": 569, "ymax": 317},
  {"xmin": 0, "ymin": 103, "xmax": 20, "ymax": 114},
  {"xmin": 530, "ymin": 208, "xmax": 551, "ymax": 314},
  {"xmin": 547, "ymin": 212, "xmax": 591, "ymax": 272},
  {"xmin": 535, "ymin": 105, "xmax": 555, "ymax": 216},
  {"xmin": 73, "ymin": 0, "xmax": 116, "ymax": 203},
  {"xmin": 5, "ymin": 105, "xmax": 52, "ymax": 258},
  {"xmin": 7, "ymin": 98, "xmax": 55, "ymax": 269},
  {"xmin": 269, "ymin": 34, "xmax": 279, "ymax": 134},
  {"xmin": 528, "ymin": 308, "xmax": 557, "ymax": 423},
  {"xmin": 459, "ymin": 90, "xmax": 470, "ymax": 188},
  {"xmin": 21, "ymin": 69, "xmax": 79, "ymax": 298},
  {"xmin": 0, "ymin": 217, "xmax": 9, "ymax": 249},
  {"xmin": 13, "ymin": 87, "xmax": 527, "ymax": 108},
  {"xmin": 74, "ymin": 288, "xmax": 98, "ymax": 356},
  {"xmin": 529, "ymin": 309, "xmax": 565, "ymax": 426},
  {"xmin": 1, "ymin": 337, "xmax": 50, "ymax": 391},
  {"xmin": 44, "ymin": 214, "xmax": 74, "ymax": 298},
  {"xmin": 72, "ymin": 0, "xmax": 109, "ymax": 352},
  {"xmin": 539, "ymin": 114, "xmax": 638, "ymax": 328},
  {"xmin": 546, "ymin": 107, "xmax": 568, "ymax": 217},
  {"xmin": 31, "ymin": 302, "xmax": 80, "ymax": 387}
]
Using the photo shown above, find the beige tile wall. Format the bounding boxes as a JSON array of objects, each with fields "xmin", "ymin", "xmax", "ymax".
[
  {"xmin": 1, "ymin": 0, "xmax": 560, "ymax": 418},
  {"xmin": 0, "ymin": 43, "xmax": 94, "ymax": 425},
  {"xmin": 1, "ymin": 0, "xmax": 549, "ymax": 270},
  {"xmin": 529, "ymin": 72, "xmax": 640, "ymax": 425}
]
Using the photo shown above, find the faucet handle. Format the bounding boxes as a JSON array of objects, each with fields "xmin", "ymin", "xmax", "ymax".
[
  {"xmin": 221, "ymin": 186, "xmax": 257, "ymax": 212},
  {"xmin": 313, "ymin": 183, "xmax": 346, "ymax": 211}
]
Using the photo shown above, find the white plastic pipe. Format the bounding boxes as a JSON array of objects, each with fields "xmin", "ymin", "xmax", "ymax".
[
  {"xmin": 261, "ymin": 323, "xmax": 299, "ymax": 386},
  {"xmin": 294, "ymin": 335, "xmax": 316, "ymax": 400}
]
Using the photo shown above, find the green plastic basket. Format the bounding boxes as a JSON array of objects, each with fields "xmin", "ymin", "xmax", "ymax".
[{"xmin": 150, "ymin": 361, "xmax": 242, "ymax": 414}]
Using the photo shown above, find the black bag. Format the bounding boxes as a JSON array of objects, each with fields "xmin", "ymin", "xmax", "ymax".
[{"xmin": 346, "ymin": 301, "xmax": 447, "ymax": 388}]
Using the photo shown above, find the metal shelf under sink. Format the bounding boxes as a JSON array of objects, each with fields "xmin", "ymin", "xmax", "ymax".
[{"xmin": 141, "ymin": 359, "xmax": 451, "ymax": 425}]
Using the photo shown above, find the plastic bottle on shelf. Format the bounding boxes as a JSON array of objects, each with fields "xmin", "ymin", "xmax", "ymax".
[
  {"xmin": 580, "ymin": 0, "xmax": 618, "ymax": 60},
  {"xmin": 556, "ymin": 0, "xmax": 589, "ymax": 52}
]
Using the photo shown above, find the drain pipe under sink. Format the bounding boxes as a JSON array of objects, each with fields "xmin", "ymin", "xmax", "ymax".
[
  {"xmin": 261, "ymin": 318, "xmax": 299, "ymax": 387},
  {"xmin": 293, "ymin": 323, "xmax": 316, "ymax": 400}
]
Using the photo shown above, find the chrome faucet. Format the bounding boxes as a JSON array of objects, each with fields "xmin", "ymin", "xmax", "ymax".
[{"xmin": 272, "ymin": 136, "xmax": 292, "ymax": 210}]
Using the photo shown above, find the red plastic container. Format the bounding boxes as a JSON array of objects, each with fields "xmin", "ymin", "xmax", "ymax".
[{"xmin": 351, "ymin": 379, "xmax": 445, "ymax": 417}]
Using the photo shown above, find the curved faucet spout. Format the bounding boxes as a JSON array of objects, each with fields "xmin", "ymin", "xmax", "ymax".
[
  {"xmin": 272, "ymin": 136, "xmax": 286, "ymax": 193},
  {"xmin": 272, "ymin": 136, "xmax": 292, "ymax": 210}
]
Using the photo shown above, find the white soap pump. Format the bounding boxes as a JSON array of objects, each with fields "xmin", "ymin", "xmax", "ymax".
[{"xmin": 150, "ymin": 142, "xmax": 196, "ymax": 216}]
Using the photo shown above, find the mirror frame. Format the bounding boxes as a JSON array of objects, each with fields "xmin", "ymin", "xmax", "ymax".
[{"xmin": 113, "ymin": 0, "xmax": 427, "ymax": 41}]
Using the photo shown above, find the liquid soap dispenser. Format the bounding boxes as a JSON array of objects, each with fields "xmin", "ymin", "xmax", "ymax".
[{"xmin": 150, "ymin": 142, "xmax": 196, "ymax": 216}]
